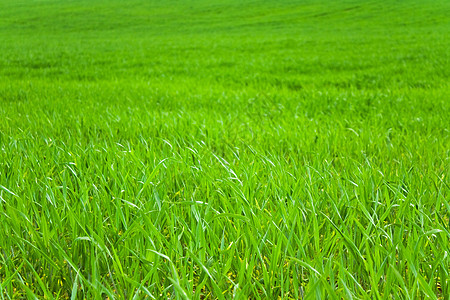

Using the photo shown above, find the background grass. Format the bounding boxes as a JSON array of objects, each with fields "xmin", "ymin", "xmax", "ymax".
[{"xmin": 0, "ymin": 0, "xmax": 449, "ymax": 298}]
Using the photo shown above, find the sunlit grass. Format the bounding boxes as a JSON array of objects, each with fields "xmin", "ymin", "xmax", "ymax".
[{"xmin": 0, "ymin": 0, "xmax": 449, "ymax": 298}]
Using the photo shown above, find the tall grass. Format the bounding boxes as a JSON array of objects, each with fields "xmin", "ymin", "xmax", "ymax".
[{"xmin": 0, "ymin": 0, "xmax": 449, "ymax": 298}]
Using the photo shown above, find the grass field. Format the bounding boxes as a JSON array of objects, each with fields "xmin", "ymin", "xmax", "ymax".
[{"xmin": 0, "ymin": 0, "xmax": 449, "ymax": 298}]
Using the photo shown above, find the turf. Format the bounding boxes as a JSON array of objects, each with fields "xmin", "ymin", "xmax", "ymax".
[{"xmin": 0, "ymin": 0, "xmax": 449, "ymax": 298}]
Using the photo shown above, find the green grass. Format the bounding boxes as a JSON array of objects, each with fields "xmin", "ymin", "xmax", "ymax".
[{"xmin": 0, "ymin": 0, "xmax": 449, "ymax": 298}]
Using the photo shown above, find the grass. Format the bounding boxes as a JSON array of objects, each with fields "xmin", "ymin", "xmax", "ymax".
[{"xmin": 0, "ymin": 0, "xmax": 449, "ymax": 298}]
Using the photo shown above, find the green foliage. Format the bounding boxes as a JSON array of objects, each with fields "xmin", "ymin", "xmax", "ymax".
[{"xmin": 0, "ymin": 0, "xmax": 449, "ymax": 298}]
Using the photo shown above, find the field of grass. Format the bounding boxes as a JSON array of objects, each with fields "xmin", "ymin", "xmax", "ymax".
[{"xmin": 0, "ymin": 0, "xmax": 449, "ymax": 298}]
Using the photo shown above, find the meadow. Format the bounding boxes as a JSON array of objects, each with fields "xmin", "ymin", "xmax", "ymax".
[{"xmin": 0, "ymin": 0, "xmax": 449, "ymax": 298}]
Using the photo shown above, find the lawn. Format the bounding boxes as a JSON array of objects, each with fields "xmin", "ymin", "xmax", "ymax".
[{"xmin": 0, "ymin": 0, "xmax": 449, "ymax": 298}]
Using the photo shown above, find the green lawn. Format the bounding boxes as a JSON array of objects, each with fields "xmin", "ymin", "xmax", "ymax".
[{"xmin": 0, "ymin": 0, "xmax": 449, "ymax": 298}]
